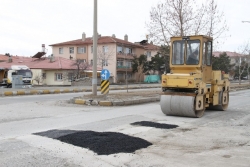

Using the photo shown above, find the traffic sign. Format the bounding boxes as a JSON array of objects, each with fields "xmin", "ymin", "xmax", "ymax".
[{"xmin": 101, "ymin": 69, "xmax": 110, "ymax": 80}]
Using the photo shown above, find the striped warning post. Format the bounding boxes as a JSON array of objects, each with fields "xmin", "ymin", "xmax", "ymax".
[{"xmin": 101, "ymin": 80, "xmax": 109, "ymax": 94}]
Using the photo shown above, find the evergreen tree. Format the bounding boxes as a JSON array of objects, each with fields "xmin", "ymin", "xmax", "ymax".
[
  {"xmin": 159, "ymin": 45, "xmax": 170, "ymax": 73},
  {"xmin": 212, "ymin": 52, "xmax": 232, "ymax": 73},
  {"xmin": 148, "ymin": 53, "xmax": 166, "ymax": 75}
]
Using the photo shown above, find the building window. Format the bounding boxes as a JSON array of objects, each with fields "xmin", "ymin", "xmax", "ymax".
[
  {"xmin": 103, "ymin": 60, "xmax": 108, "ymax": 66},
  {"xmin": 91, "ymin": 46, "xmax": 93, "ymax": 53},
  {"xmin": 42, "ymin": 73, "xmax": 46, "ymax": 79},
  {"xmin": 55, "ymin": 73, "xmax": 62, "ymax": 81},
  {"xmin": 127, "ymin": 61, "xmax": 132, "ymax": 68},
  {"xmin": 117, "ymin": 59, "xmax": 123, "ymax": 66},
  {"xmin": 125, "ymin": 47, "xmax": 132, "ymax": 54},
  {"xmin": 103, "ymin": 46, "xmax": 108, "ymax": 54},
  {"xmin": 59, "ymin": 48, "xmax": 63, "ymax": 54},
  {"xmin": 69, "ymin": 47, "xmax": 74, "ymax": 54},
  {"xmin": 90, "ymin": 59, "xmax": 93, "ymax": 65},
  {"xmin": 127, "ymin": 73, "xmax": 132, "ymax": 79},
  {"xmin": 77, "ymin": 59, "xmax": 86, "ymax": 63},
  {"xmin": 117, "ymin": 46, "xmax": 123, "ymax": 53},
  {"xmin": 146, "ymin": 51, "xmax": 151, "ymax": 57},
  {"xmin": 77, "ymin": 47, "xmax": 86, "ymax": 54}
]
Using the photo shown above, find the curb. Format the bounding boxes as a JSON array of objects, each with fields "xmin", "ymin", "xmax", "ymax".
[
  {"xmin": 0, "ymin": 88, "xmax": 95, "ymax": 97},
  {"xmin": 75, "ymin": 99, "xmax": 86, "ymax": 105},
  {"xmin": 99, "ymin": 101, "xmax": 113, "ymax": 106},
  {"xmin": 72, "ymin": 96, "xmax": 161, "ymax": 106}
]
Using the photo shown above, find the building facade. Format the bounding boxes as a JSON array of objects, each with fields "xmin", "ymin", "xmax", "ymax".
[{"xmin": 50, "ymin": 33, "xmax": 159, "ymax": 83}]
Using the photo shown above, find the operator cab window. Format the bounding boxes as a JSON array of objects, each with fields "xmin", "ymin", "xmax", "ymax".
[
  {"xmin": 202, "ymin": 41, "xmax": 212, "ymax": 66},
  {"xmin": 172, "ymin": 41, "xmax": 185, "ymax": 65},
  {"xmin": 206, "ymin": 41, "xmax": 212, "ymax": 66},
  {"xmin": 186, "ymin": 40, "xmax": 200, "ymax": 65}
]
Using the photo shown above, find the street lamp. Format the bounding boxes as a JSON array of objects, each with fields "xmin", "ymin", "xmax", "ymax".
[{"xmin": 242, "ymin": 21, "xmax": 250, "ymax": 23}]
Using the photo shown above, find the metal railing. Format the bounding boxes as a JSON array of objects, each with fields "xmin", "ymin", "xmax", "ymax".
[{"xmin": 117, "ymin": 65, "xmax": 131, "ymax": 69}]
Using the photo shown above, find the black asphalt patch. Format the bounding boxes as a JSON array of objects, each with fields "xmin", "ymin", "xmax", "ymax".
[
  {"xmin": 131, "ymin": 121, "xmax": 178, "ymax": 129},
  {"xmin": 34, "ymin": 130, "xmax": 152, "ymax": 155}
]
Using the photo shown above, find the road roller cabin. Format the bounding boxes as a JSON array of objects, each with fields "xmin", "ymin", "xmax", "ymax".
[{"xmin": 160, "ymin": 35, "xmax": 230, "ymax": 118}]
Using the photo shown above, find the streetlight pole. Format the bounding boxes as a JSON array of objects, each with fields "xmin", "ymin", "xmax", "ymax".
[{"xmin": 92, "ymin": 0, "xmax": 97, "ymax": 95}]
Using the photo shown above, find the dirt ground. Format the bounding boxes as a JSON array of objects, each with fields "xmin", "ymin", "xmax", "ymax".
[{"xmin": 80, "ymin": 83, "xmax": 250, "ymax": 102}]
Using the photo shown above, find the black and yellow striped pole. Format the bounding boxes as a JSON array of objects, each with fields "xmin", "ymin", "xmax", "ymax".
[{"xmin": 101, "ymin": 80, "xmax": 109, "ymax": 94}]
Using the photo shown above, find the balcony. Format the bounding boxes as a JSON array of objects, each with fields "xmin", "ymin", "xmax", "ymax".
[
  {"xmin": 116, "ymin": 52, "xmax": 136, "ymax": 60},
  {"xmin": 116, "ymin": 65, "xmax": 132, "ymax": 72}
]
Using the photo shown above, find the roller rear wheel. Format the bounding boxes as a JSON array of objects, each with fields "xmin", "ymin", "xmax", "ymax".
[{"xmin": 208, "ymin": 92, "xmax": 229, "ymax": 111}]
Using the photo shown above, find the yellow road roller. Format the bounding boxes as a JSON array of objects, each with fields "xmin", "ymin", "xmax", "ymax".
[{"xmin": 160, "ymin": 35, "xmax": 230, "ymax": 118}]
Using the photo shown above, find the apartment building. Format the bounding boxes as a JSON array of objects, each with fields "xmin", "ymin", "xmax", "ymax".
[{"xmin": 50, "ymin": 33, "xmax": 159, "ymax": 83}]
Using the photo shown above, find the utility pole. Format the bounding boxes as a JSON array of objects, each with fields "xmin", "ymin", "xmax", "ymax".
[{"xmin": 92, "ymin": 0, "xmax": 97, "ymax": 95}]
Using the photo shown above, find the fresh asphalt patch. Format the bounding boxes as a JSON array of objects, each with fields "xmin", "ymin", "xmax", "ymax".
[
  {"xmin": 34, "ymin": 130, "xmax": 152, "ymax": 155},
  {"xmin": 131, "ymin": 121, "xmax": 179, "ymax": 129}
]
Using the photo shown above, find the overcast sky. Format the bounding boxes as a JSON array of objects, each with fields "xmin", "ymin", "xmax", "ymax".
[{"xmin": 0, "ymin": 0, "xmax": 249, "ymax": 56}]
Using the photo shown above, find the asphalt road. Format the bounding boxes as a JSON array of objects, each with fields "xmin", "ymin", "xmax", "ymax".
[{"xmin": 0, "ymin": 89, "xmax": 249, "ymax": 167}]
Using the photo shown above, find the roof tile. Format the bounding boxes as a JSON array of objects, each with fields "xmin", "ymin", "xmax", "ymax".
[
  {"xmin": 0, "ymin": 56, "xmax": 101, "ymax": 70},
  {"xmin": 50, "ymin": 36, "xmax": 144, "ymax": 48}
]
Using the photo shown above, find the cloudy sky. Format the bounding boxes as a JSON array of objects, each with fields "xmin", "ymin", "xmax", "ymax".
[{"xmin": 0, "ymin": 0, "xmax": 249, "ymax": 56}]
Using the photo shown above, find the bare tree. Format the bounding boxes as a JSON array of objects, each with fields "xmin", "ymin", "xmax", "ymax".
[
  {"xmin": 132, "ymin": 55, "xmax": 148, "ymax": 83},
  {"xmin": 201, "ymin": 0, "xmax": 229, "ymax": 50},
  {"xmin": 246, "ymin": 53, "xmax": 250, "ymax": 84},
  {"xmin": 71, "ymin": 59, "xmax": 90, "ymax": 79},
  {"xmin": 97, "ymin": 45, "xmax": 115, "ymax": 70},
  {"xmin": 146, "ymin": 0, "xmax": 228, "ymax": 48},
  {"xmin": 33, "ymin": 74, "xmax": 43, "ymax": 85},
  {"xmin": 234, "ymin": 42, "xmax": 250, "ymax": 84}
]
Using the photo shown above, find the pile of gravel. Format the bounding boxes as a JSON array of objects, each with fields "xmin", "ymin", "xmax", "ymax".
[
  {"xmin": 35, "ymin": 130, "xmax": 152, "ymax": 155},
  {"xmin": 131, "ymin": 121, "xmax": 179, "ymax": 129}
]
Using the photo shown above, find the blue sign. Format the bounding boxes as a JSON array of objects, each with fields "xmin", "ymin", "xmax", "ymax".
[{"xmin": 101, "ymin": 69, "xmax": 110, "ymax": 80}]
